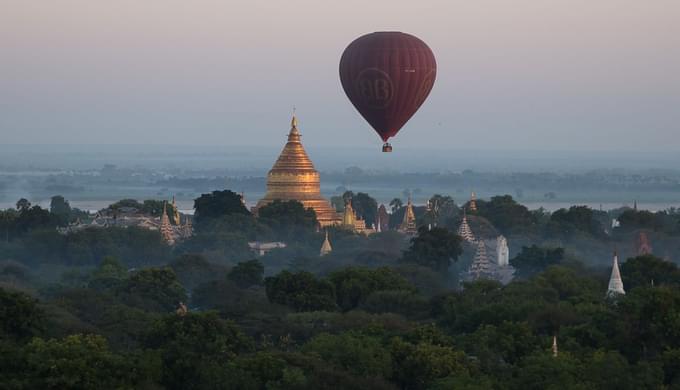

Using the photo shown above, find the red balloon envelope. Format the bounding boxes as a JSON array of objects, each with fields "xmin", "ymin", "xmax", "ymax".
[{"xmin": 339, "ymin": 32, "xmax": 437, "ymax": 151}]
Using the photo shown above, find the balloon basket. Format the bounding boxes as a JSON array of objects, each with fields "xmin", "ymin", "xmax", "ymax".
[{"xmin": 382, "ymin": 143, "xmax": 393, "ymax": 153}]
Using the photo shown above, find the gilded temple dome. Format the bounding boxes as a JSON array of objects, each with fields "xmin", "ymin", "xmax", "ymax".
[{"xmin": 255, "ymin": 115, "xmax": 341, "ymax": 226}]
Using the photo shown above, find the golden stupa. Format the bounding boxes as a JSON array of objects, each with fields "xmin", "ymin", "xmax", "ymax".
[{"xmin": 255, "ymin": 115, "xmax": 341, "ymax": 227}]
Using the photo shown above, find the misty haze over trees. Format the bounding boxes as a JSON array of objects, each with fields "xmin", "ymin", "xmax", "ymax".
[{"xmin": 2, "ymin": 184, "xmax": 680, "ymax": 388}]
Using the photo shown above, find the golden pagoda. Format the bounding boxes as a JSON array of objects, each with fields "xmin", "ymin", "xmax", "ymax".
[
  {"xmin": 255, "ymin": 114, "xmax": 341, "ymax": 227},
  {"xmin": 399, "ymin": 198, "xmax": 417, "ymax": 235},
  {"xmin": 343, "ymin": 199, "xmax": 357, "ymax": 227},
  {"xmin": 341, "ymin": 198, "xmax": 376, "ymax": 235}
]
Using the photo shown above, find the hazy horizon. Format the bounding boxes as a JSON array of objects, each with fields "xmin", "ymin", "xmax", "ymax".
[{"xmin": 2, "ymin": 0, "xmax": 679, "ymax": 151}]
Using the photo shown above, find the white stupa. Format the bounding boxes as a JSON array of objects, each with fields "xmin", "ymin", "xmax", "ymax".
[
  {"xmin": 496, "ymin": 235, "xmax": 509, "ymax": 266},
  {"xmin": 607, "ymin": 251, "xmax": 625, "ymax": 296}
]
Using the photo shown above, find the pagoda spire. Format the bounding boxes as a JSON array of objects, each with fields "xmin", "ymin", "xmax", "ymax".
[
  {"xmin": 607, "ymin": 251, "xmax": 625, "ymax": 296},
  {"xmin": 399, "ymin": 197, "xmax": 417, "ymax": 235},
  {"xmin": 320, "ymin": 230, "xmax": 332, "ymax": 256},
  {"xmin": 171, "ymin": 195, "xmax": 181, "ymax": 225},
  {"xmin": 469, "ymin": 239, "xmax": 494, "ymax": 280},
  {"xmin": 159, "ymin": 201, "xmax": 175, "ymax": 245},
  {"xmin": 288, "ymin": 112, "xmax": 301, "ymax": 142},
  {"xmin": 457, "ymin": 210, "xmax": 476, "ymax": 243},
  {"xmin": 552, "ymin": 335, "xmax": 558, "ymax": 357},
  {"xmin": 469, "ymin": 192, "xmax": 478, "ymax": 212}
]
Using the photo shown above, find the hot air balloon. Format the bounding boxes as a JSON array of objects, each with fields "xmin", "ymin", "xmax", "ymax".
[{"xmin": 339, "ymin": 32, "xmax": 437, "ymax": 152}]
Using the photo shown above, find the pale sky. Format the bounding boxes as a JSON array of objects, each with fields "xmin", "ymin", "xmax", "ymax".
[{"xmin": 1, "ymin": 0, "xmax": 679, "ymax": 151}]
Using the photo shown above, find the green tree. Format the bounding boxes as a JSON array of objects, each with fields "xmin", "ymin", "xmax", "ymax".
[
  {"xmin": 264, "ymin": 271, "xmax": 337, "ymax": 312},
  {"xmin": 401, "ymin": 227, "xmax": 463, "ymax": 273},
  {"xmin": 193, "ymin": 190, "xmax": 250, "ymax": 225},
  {"xmin": 50, "ymin": 195, "xmax": 72, "ymax": 225},
  {"xmin": 257, "ymin": 200, "xmax": 318, "ymax": 234},
  {"xmin": 302, "ymin": 332, "xmax": 392, "ymax": 377},
  {"xmin": 117, "ymin": 268, "xmax": 187, "ymax": 312},
  {"xmin": 511, "ymin": 352, "xmax": 582, "ymax": 390},
  {"xmin": 510, "ymin": 245, "xmax": 565, "ymax": 279},
  {"xmin": 228, "ymin": 259, "xmax": 264, "ymax": 288},
  {"xmin": 24, "ymin": 334, "xmax": 155, "ymax": 389},
  {"xmin": 14, "ymin": 205, "xmax": 58, "ymax": 236},
  {"xmin": 0, "ymin": 288, "xmax": 45, "ymax": 341},
  {"xmin": 424, "ymin": 194, "xmax": 458, "ymax": 227},
  {"xmin": 143, "ymin": 312, "xmax": 252, "ymax": 389},
  {"xmin": 389, "ymin": 198, "xmax": 403, "ymax": 214},
  {"xmin": 390, "ymin": 337, "xmax": 469, "ymax": 390},
  {"xmin": 616, "ymin": 286, "xmax": 680, "ymax": 361},
  {"xmin": 476, "ymin": 195, "xmax": 537, "ymax": 234},
  {"xmin": 328, "ymin": 266, "xmax": 415, "ymax": 311},
  {"xmin": 15, "ymin": 199, "xmax": 30, "ymax": 212},
  {"xmin": 548, "ymin": 205, "xmax": 604, "ymax": 237},
  {"xmin": 617, "ymin": 209, "xmax": 662, "ymax": 231},
  {"xmin": 88, "ymin": 256, "xmax": 127, "ymax": 291},
  {"xmin": 169, "ymin": 254, "xmax": 228, "ymax": 291},
  {"xmin": 620, "ymin": 254, "xmax": 680, "ymax": 290}
]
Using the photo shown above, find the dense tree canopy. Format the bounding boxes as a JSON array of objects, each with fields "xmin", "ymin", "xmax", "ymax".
[
  {"xmin": 257, "ymin": 200, "xmax": 318, "ymax": 235},
  {"xmin": 476, "ymin": 195, "xmax": 537, "ymax": 234},
  {"xmin": 193, "ymin": 190, "xmax": 250, "ymax": 225},
  {"xmin": 402, "ymin": 227, "xmax": 463, "ymax": 273},
  {"xmin": 510, "ymin": 245, "xmax": 566, "ymax": 279},
  {"xmin": 2, "ymin": 190, "xmax": 680, "ymax": 389},
  {"xmin": 228, "ymin": 259, "xmax": 264, "ymax": 288},
  {"xmin": 548, "ymin": 205, "xmax": 605, "ymax": 237},
  {"xmin": 265, "ymin": 271, "xmax": 336, "ymax": 312}
]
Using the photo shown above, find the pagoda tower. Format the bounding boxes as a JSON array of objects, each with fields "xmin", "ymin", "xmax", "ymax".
[
  {"xmin": 343, "ymin": 199, "xmax": 356, "ymax": 227},
  {"xmin": 457, "ymin": 210, "xmax": 476, "ymax": 243},
  {"xmin": 320, "ymin": 230, "xmax": 332, "ymax": 256},
  {"xmin": 469, "ymin": 239, "xmax": 494, "ymax": 280},
  {"xmin": 341, "ymin": 198, "xmax": 373, "ymax": 234},
  {"xmin": 607, "ymin": 251, "xmax": 625, "ymax": 296},
  {"xmin": 376, "ymin": 204, "xmax": 389, "ymax": 232},
  {"xmin": 469, "ymin": 192, "xmax": 478, "ymax": 212},
  {"xmin": 159, "ymin": 201, "xmax": 176, "ymax": 245},
  {"xmin": 399, "ymin": 198, "xmax": 417, "ymax": 235},
  {"xmin": 172, "ymin": 196, "xmax": 181, "ymax": 225},
  {"xmin": 496, "ymin": 235, "xmax": 509, "ymax": 266},
  {"xmin": 255, "ymin": 114, "xmax": 341, "ymax": 227}
]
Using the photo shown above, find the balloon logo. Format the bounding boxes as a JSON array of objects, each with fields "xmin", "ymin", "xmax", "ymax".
[
  {"xmin": 339, "ymin": 32, "xmax": 437, "ymax": 152},
  {"xmin": 355, "ymin": 68, "xmax": 393, "ymax": 109}
]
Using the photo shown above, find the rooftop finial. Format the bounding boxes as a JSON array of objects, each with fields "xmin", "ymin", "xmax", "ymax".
[{"xmin": 288, "ymin": 108, "xmax": 301, "ymax": 140}]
